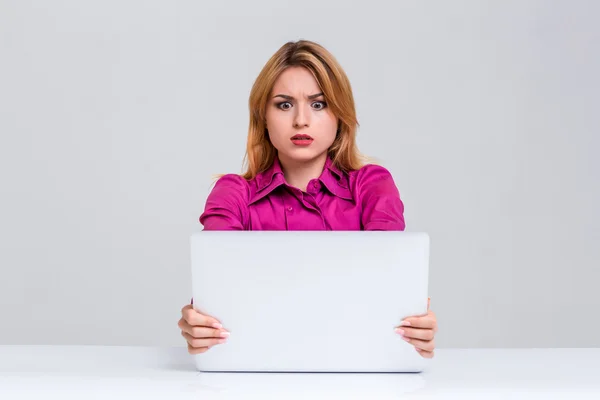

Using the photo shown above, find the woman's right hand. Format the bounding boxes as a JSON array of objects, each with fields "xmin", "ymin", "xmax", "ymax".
[{"xmin": 178, "ymin": 304, "xmax": 230, "ymax": 354}]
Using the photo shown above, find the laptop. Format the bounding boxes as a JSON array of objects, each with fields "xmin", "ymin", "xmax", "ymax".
[{"xmin": 189, "ymin": 231, "xmax": 430, "ymax": 373}]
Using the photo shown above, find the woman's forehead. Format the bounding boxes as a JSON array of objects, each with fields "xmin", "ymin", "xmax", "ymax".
[{"xmin": 271, "ymin": 67, "xmax": 321, "ymax": 96}]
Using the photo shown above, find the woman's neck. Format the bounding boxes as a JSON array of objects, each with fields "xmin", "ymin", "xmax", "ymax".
[{"xmin": 278, "ymin": 153, "xmax": 327, "ymax": 192}]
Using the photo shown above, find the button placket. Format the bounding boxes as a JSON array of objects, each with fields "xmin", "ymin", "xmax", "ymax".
[{"xmin": 282, "ymin": 198, "xmax": 293, "ymax": 230}]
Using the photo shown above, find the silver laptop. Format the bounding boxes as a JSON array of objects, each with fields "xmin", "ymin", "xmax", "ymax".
[{"xmin": 190, "ymin": 231, "xmax": 430, "ymax": 373}]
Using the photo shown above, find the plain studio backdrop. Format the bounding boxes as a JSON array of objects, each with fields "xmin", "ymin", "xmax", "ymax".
[{"xmin": 0, "ymin": 0, "xmax": 598, "ymax": 349}]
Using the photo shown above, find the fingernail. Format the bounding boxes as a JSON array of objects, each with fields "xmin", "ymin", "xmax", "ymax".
[
  {"xmin": 212, "ymin": 323, "xmax": 223, "ymax": 329},
  {"xmin": 400, "ymin": 321, "xmax": 411, "ymax": 326},
  {"xmin": 402, "ymin": 336, "xmax": 410, "ymax": 342},
  {"xmin": 395, "ymin": 328, "xmax": 405, "ymax": 336},
  {"xmin": 220, "ymin": 331, "xmax": 230, "ymax": 338}
]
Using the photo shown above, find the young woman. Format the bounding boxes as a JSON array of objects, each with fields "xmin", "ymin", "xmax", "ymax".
[{"xmin": 178, "ymin": 40, "xmax": 438, "ymax": 358}]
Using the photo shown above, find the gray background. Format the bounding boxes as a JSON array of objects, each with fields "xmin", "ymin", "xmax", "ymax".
[{"xmin": 1, "ymin": 0, "xmax": 598, "ymax": 349}]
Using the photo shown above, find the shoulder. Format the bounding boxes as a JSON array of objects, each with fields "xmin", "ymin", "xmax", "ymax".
[
  {"xmin": 348, "ymin": 163, "xmax": 405, "ymax": 230},
  {"xmin": 207, "ymin": 174, "xmax": 251, "ymax": 204},
  {"xmin": 348, "ymin": 163, "xmax": 400, "ymax": 196},
  {"xmin": 200, "ymin": 174, "xmax": 252, "ymax": 230},
  {"xmin": 212, "ymin": 173, "xmax": 251, "ymax": 189}
]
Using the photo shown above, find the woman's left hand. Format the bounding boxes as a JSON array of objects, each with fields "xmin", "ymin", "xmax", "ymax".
[{"xmin": 395, "ymin": 298, "xmax": 438, "ymax": 358}]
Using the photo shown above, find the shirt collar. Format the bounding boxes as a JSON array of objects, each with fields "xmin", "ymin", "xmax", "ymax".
[
  {"xmin": 248, "ymin": 155, "xmax": 353, "ymax": 204},
  {"xmin": 320, "ymin": 156, "xmax": 353, "ymax": 200}
]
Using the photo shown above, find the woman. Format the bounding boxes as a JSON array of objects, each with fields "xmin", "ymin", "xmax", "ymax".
[{"xmin": 178, "ymin": 40, "xmax": 438, "ymax": 358}]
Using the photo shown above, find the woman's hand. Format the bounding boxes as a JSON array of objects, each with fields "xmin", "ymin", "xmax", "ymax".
[
  {"xmin": 395, "ymin": 298, "xmax": 437, "ymax": 358},
  {"xmin": 178, "ymin": 304, "xmax": 230, "ymax": 354}
]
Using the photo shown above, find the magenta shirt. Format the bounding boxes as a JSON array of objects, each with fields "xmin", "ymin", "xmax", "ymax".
[{"xmin": 199, "ymin": 156, "xmax": 405, "ymax": 231}]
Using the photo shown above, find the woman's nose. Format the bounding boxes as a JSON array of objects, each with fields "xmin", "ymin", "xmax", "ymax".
[{"xmin": 293, "ymin": 105, "xmax": 310, "ymax": 127}]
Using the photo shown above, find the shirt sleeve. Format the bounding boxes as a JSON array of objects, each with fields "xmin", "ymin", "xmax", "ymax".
[
  {"xmin": 356, "ymin": 165, "xmax": 406, "ymax": 231},
  {"xmin": 199, "ymin": 174, "xmax": 249, "ymax": 230}
]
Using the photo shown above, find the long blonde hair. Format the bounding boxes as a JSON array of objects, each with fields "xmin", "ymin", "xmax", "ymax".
[{"xmin": 240, "ymin": 40, "xmax": 369, "ymax": 180}]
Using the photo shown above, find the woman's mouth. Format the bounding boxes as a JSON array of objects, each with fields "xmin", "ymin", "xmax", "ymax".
[{"xmin": 291, "ymin": 134, "xmax": 314, "ymax": 146}]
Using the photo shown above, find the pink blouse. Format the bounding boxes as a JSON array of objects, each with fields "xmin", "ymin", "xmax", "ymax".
[{"xmin": 199, "ymin": 156, "xmax": 405, "ymax": 231}]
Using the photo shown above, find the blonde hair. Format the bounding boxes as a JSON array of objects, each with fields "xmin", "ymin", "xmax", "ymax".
[{"xmin": 238, "ymin": 39, "xmax": 370, "ymax": 180}]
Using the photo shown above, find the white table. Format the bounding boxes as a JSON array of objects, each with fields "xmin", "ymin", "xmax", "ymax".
[{"xmin": 0, "ymin": 346, "xmax": 598, "ymax": 399}]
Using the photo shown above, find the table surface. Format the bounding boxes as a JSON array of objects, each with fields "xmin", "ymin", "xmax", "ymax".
[{"xmin": 1, "ymin": 346, "xmax": 599, "ymax": 399}]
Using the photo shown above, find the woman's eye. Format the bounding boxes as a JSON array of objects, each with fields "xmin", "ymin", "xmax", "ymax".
[
  {"xmin": 312, "ymin": 101, "xmax": 327, "ymax": 110},
  {"xmin": 276, "ymin": 101, "xmax": 327, "ymax": 110}
]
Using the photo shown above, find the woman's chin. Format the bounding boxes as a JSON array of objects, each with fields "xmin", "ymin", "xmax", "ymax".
[{"xmin": 279, "ymin": 148, "xmax": 327, "ymax": 164}]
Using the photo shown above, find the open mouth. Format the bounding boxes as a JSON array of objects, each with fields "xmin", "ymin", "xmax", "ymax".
[{"xmin": 291, "ymin": 134, "xmax": 314, "ymax": 146}]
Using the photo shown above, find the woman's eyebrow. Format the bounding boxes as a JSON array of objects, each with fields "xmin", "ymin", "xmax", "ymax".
[{"xmin": 273, "ymin": 92, "xmax": 324, "ymax": 100}]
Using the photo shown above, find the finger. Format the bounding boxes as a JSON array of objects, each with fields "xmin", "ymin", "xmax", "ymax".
[
  {"xmin": 187, "ymin": 342, "xmax": 210, "ymax": 355},
  {"xmin": 427, "ymin": 297, "xmax": 430, "ymax": 310},
  {"xmin": 416, "ymin": 347, "xmax": 434, "ymax": 359},
  {"xmin": 191, "ymin": 326, "xmax": 230, "ymax": 339},
  {"xmin": 395, "ymin": 327, "xmax": 434, "ymax": 341},
  {"xmin": 400, "ymin": 314, "xmax": 437, "ymax": 330},
  {"xmin": 401, "ymin": 336, "xmax": 435, "ymax": 352},
  {"xmin": 178, "ymin": 318, "xmax": 229, "ymax": 338},
  {"xmin": 181, "ymin": 331, "xmax": 227, "ymax": 348},
  {"xmin": 182, "ymin": 306, "xmax": 222, "ymax": 328},
  {"xmin": 181, "ymin": 304, "xmax": 192, "ymax": 313}
]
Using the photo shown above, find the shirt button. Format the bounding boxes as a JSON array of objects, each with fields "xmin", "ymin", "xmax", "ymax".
[
  {"xmin": 313, "ymin": 182, "xmax": 319, "ymax": 189},
  {"xmin": 287, "ymin": 206, "xmax": 293, "ymax": 212}
]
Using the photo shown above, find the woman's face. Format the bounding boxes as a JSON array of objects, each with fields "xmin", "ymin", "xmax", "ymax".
[{"xmin": 265, "ymin": 66, "xmax": 338, "ymax": 165}]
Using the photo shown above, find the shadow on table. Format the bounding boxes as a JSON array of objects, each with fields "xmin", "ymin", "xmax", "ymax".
[{"xmin": 184, "ymin": 371, "xmax": 427, "ymax": 398}]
